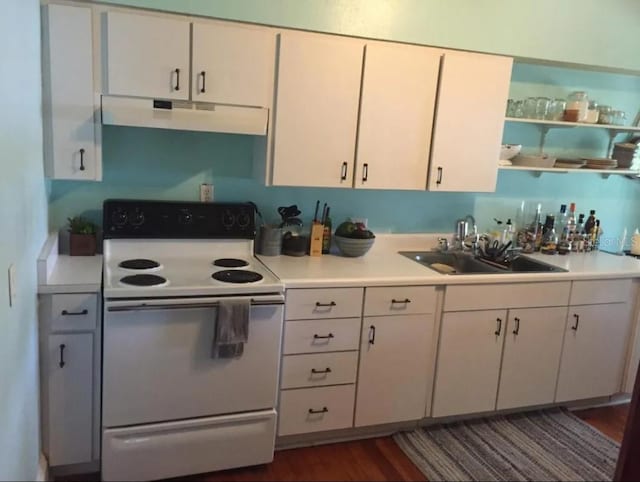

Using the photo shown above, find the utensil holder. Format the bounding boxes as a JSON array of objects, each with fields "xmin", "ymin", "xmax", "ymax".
[{"xmin": 257, "ymin": 225, "xmax": 282, "ymax": 256}]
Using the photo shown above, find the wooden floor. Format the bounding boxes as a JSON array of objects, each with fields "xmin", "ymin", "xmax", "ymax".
[{"xmin": 61, "ymin": 404, "xmax": 629, "ymax": 482}]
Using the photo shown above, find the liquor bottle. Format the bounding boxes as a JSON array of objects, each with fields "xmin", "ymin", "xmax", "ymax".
[
  {"xmin": 584, "ymin": 210, "xmax": 596, "ymax": 236},
  {"xmin": 576, "ymin": 214, "xmax": 585, "ymax": 252},
  {"xmin": 556, "ymin": 204, "xmax": 568, "ymax": 241},
  {"xmin": 321, "ymin": 212, "xmax": 332, "ymax": 254}
]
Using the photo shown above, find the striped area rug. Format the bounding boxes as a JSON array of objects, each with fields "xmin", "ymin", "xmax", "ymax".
[{"xmin": 393, "ymin": 408, "xmax": 619, "ymax": 481}]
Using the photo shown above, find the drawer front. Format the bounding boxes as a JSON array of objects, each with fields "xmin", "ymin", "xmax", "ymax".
[
  {"xmin": 278, "ymin": 385, "xmax": 355, "ymax": 436},
  {"xmin": 50, "ymin": 294, "xmax": 98, "ymax": 331},
  {"xmin": 285, "ymin": 288, "xmax": 364, "ymax": 320},
  {"xmin": 444, "ymin": 282, "xmax": 571, "ymax": 311},
  {"xmin": 283, "ymin": 318, "xmax": 361, "ymax": 355},
  {"xmin": 570, "ymin": 279, "xmax": 633, "ymax": 305},
  {"xmin": 364, "ymin": 286, "xmax": 436, "ymax": 316},
  {"xmin": 281, "ymin": 352, "xmax": 358, "ymax": 389}
]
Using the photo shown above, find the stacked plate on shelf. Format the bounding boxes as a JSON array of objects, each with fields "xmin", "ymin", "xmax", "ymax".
[
  {"xmin": 554, "ymin": 158, "xmax": 586, "ymax": 169},
  {"xmin": 582, "ymin": 157, "xmax": 618, "ymax": 169}
]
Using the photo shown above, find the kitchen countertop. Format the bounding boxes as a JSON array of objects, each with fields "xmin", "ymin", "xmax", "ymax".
[
  {"xmin": 258, "ymin": 234, "xmax": 640, "ymax": 288},
  {"xmin": 37, "ymin": 233, "xmax": 103, "ymax": 294}
]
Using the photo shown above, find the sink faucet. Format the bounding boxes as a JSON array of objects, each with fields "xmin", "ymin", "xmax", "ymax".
[{"xmin": 453, "ymin": 214, "xmax": 478, "ymax": 252}]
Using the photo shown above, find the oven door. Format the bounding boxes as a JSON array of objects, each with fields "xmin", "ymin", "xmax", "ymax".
[{"xmin": 102, "ymin": 294, "xmax": 284, "ymax": 428}]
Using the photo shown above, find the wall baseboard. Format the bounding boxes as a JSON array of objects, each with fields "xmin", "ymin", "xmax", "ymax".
[{"xmin": 37, "ymin": 453, "xmax": 49, "ymax": 482}]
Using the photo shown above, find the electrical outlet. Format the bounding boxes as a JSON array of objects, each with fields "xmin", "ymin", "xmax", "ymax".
[
  {"xmin": 200, "ymin": 183, "xmax": 214, "ymax": 202},
  {"xmin": 8, "ymin": 264, "xmax": 16, "ymax": 307}
]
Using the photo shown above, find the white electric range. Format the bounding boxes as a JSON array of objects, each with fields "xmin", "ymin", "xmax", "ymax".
[{"xmin": 100, "ymin": 199, "xmax": 284, "ymax": 481}]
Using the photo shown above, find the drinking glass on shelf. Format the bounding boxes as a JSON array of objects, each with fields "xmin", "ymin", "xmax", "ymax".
[
  {"xmin": 535, "ymin": 97, "xmax": 551, "ymax": 120},
  {"xmin": 513, "ymin": 100, "xmax": 524, "ymax": 118},
  {"xmin": 506, "ymin": 99, "xmax": 515, "ymax": 117},
  {"xmin": 546, "ymin": 99, "xmax": 566, "ymax": 121},
  {"xmin": 523, "ymin": 97, "xmax": 538, "ymax": 119},
  {"xmin": 612, "ymin": 110, "xmax": 627, "ymax": 126}
]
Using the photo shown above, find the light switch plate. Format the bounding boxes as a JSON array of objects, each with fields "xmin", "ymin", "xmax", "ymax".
[
  {"xmin": 8, "ymin": 264, "xmax": 16, "ymax": 307},
  {"xmin": 200, "ymin": 183, "xmax": 214, "ymax": 202}
]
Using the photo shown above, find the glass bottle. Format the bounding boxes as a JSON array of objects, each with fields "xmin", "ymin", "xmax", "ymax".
[
  {"xmin": 322, "ymin": 214, "xmax": 332, "ymax": 254},
  {"xmin": 556, "ymin": 204, "xmax": 568, "ymax": 241}
]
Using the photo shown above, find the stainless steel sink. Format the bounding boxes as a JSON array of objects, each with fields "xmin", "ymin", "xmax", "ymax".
[{"xmin": 400, "ymin": 251, "xmax": 568, "ymax": 275}]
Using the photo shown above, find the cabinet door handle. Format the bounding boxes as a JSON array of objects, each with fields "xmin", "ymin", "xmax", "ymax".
[
  {"xmin": 313, "ymin": 333, "xmax": 334, "ymax": 340},
  {"xmin": 495, "ymin": 317, "xmax": 502, "ymax": 336},
  {"xmin": 340, "ymin": 162, "xmax": 348, "ymax": 181},
  {"xmin": 513, "ymin": 317, "xmax": 520, "ymax": 335},
  {"xmin": 58, "ymin": 344, "xmax": 66, "ymax": 368},
  {"xmin": 200, "ymin": 71, "xmax": 206, "ymax": 93},
  {"xmin": 311, "ymin": 367, "xmax": 332, "ymax": 374},
  {"xmin": 308, "ymin": 407, "xmax": 328, "ymax": 414},
  {"xmin": 79, "ymin": 148, "xmax": 85, "ymax": 171},
  {"xmin": 61, "ymin": 309, "xmax": 88, "ymax": 316},
  {"xmin": 391, "ymin": 298, "xmax": 411, "ymax": 304},
  {"xmin": 436, "ymin": 166, "xmax": 443, "ymax": 185},
  {"xmin": 315, "ymin": 301, "xmax": 336, "ymax": 307},
  {"xmin": 174, "ymin": 68, "xmax": 181, "ymax": 91},
  {"xmin": 369, "ymin": 325, "xmax": 376, "ymax": 345},
  {"xmin": 571, "ymin": 314, "xmax": 580, "ymax": 331},
  {"xmin": 362, "ymin": 163, "xmax": 369, "ymax": 182}
]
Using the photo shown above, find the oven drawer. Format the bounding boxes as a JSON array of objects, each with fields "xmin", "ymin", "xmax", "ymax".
[
  {"xmin": 281, "ymin": 351, "xmax": 358, "ymax": 389},
  {"xmin": 285, "ymin": 288, "xmax": 364, "ymax": 320},
  {"xmin": 48, "ymin": 294, "xmax": 98, "ymax": 332},
  {"xmin": 102, "ymin": 410, "xmax": 276, "ymax": 481},
  {"xmin": 278, "ymin": 385, "xmax": 355, "ymax": 436},
  {"xmin": 283, "ymin": 318, "xmax": 361, "ymax": 355}
]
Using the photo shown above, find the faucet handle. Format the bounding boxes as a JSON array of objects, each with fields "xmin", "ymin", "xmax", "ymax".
[{"xmin": 437, "ymin": 237, "xmax": 449, "ymax": 251}]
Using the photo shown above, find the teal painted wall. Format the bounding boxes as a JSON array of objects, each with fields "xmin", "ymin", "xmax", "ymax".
[
  {"xmin": 49, "ymin": 61, "xmax": 640, "ymax": 247},
  {"xmin": 0, "ymin": 0, "xmax": 48, "ymax": 480},
  {"xmin": 100, "ymin": 0, "xmax": 640, "ymax": 73}
]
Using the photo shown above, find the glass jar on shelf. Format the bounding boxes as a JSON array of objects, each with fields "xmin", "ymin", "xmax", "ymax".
[
  {"xmin": 565, "ymin": 91, "xmax": 589, "ymax": 122},
  {"xmin": 547, "ymin": 98, "xmax": 566, "ymax": 121},
  {"xmin": 597, "ymin": 105, "xmax": 613, "ymax": 124},
  {"xmin": 612, "ymin": 110, "xmax": 627, "ymax": 126},
  {"xmin": 585, "ymin": 101, "xmax": 599, "ymax": 123}
]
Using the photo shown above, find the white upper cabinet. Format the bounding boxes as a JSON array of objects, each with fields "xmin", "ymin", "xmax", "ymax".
[
  {"xmin": 42, "ymin": 4, "xmax": 99, "ymax": 181},
  {"xmin": 355, "ymin": 43, "xmax": 441, "ymax": 190},
  {"xmin": 428, "ymin": 52, "xmax": 512, "ymax": 192},
  {"xmin": 106, "ymin": 11, "xmax": 190, "ymax": 100},
  {"xmin": 271, "ymin": 32, "xmax": 364, "ymax": 187},
  {"xmin": 192, "ymin": 22, "xmax": 275, "ymax": 107}
]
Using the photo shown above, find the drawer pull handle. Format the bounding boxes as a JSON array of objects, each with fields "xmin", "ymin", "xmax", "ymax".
[
  {"xmin": 436, "ymin": 166, "xmax": 443, "ymax": 185},
  {"xmin": 315, "ymin": 301, "xmax": 336, "ymax": 307},
  {"xmin": 513, "ymin": 317, "xmax": 521, "ymax": 335},
  {"xmin": 308, "ymin": 407, "xmax": 328, "ymax": 415},
  {"xmin": 311, "ymin": 367, "xmax": 332, "ymax": 374},
  {"xmin": 391, "ymin": 298, "xmax": 411, "ymax": 304},
  {"xmin": 571, "ymin": 314, "xmax": 580, "ymax": 331},
  {"xmin": 495, "ymin": 318, "xmax": 502, "ymax": 336},
  {"xmin": 174, "ymin": 68, "xmax": 181, "ymax": 91},
  {"xmin": 369, "ymin": 325, "xmax": 376, "ymax": 345},
  {"xmin": 59, "ymin": 344, "xmax": 66, "ymax": 368},
  {"xmin": 61, "ymin": 309, "xmax": 88, "ymax": 316},
  {"xmin": 340, "ymin": 162, "xmax": 348, "ymax": 181},
  {"xmin": 313, "ymin": 333, "xmax": 334, "ymax": 340},
  {"xmin": 200, "ymin": 70, "xmax": 206, "ymax": 93}
]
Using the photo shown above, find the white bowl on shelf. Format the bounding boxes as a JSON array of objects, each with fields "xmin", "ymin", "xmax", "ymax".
[
  {"xmin": 500, "ymin": 144, "xmax": 522, "ymax": 160},
  {"xmin": 511, "ymin": 154, "xmax": 556, "ymax": 168}
]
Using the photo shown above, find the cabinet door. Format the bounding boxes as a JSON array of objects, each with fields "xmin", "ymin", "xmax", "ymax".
[
  {"xmin": 42, "ymin": 4, "xmax": 98, "ymax": 180},
  {"xmin": 192, "ymin": 22, "xmax": 275, "ymax": 107},
  {"xmin": 497, "ymin": 307, "xmax": 566, "ymax": 410},
  {"xmin": 427, "ymin": 52, "xmax": 512, "ymax": 192},
  {"xmin": 556, "ymin": 303, "xmax": 631, "ymax": 402},
  {"xmin": 106, "ymin": 11, "xmax": 190, "ymax": 100},
  {"xmin": 48, "ymin": 334, "xmax": 94, "ymax": 466},
  {"xmin": 271, "ymin": 32, "xmax": 364, "ymax": 187},
  {"xmin": 355, "ymin": 43, "xmax": 440, "ymax": 190},
  {"xmin": 432, "ymin": 310, "xmax": 507, "ymax": 417},
  {"xmin": 355, "ymin": 314, "xmax": 435, "ymax": 426}
]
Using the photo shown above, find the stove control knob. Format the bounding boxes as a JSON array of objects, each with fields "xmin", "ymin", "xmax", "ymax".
[
  {"xmin": 130, "ymin": 209, "xmax": 145, "ymax": 227},
  {"xmin": 222, "ymin": 210, "xmax": 236, "ymax": 228},
  {"xmin": 111, "ymin": 208, "xmax": 128, "ymax": 227},
  {"xmin": 178, "ymin": 209, "xmax": 193, "ymax": 225},
  {"xmin": 237, "ymin": 212, "xmax": 251, "ymax": 228}
]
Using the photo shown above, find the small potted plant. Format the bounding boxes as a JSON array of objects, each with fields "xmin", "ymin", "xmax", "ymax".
[{"xmin": 68, "ymin": 216, "xmax": 98, "ymax": 256}]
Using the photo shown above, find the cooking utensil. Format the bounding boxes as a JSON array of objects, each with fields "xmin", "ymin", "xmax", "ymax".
[
  {"xmin": 313, "ymin": 200, "xmax": 320, "ymax": 223},
  {"xmin": 495, "ymin": 240, "xmax": 512, "ymax": 259}
]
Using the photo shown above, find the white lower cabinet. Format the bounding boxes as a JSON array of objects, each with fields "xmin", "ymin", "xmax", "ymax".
[
  {"xmin": 556, "ymin": 303, "xmax": 631, "ymax": 402},
  {"xmin": 47, "ymin": 333, "xmax": 94, "ymax": 466},
  {"xmin": 497, "ymin": 307, "xmax": 566, "ymax": 410},
  {"xmin": 355, "ymin": 314, "xmax": 435, "ymax": 427},
  {"xmin": 432, "ymin": 310, "xmax": 507, "ymax": 417}
]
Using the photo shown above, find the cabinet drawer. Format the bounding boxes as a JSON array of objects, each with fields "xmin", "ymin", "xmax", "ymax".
[
  {"xmin": 364, "ymin": 286, "xmax": 436, "ymax": 316},
  {"xmin": 278, "ymin": 385, "xmax": 355, "ymax": 436},
  {"xmin": 283, "ymin": 318, "xmax": 361, "ymax": 355},
  {"xmin": 285, "ymin": 288, "xmax": 363, "ymax": 320},
  {"xmin": 281, "ymin": 352, "xmax": 358, "ymax": 389},
  {"xmin": 49, "ymin": 294, "xmax": 98, "ymax": 331},
  {"xmin": 570, "ymin": 279, "xmax": 633, "ymax": 305},
  {"xmin": 444, "ymin": 282, "xmax": 571, "ymax": 311}
]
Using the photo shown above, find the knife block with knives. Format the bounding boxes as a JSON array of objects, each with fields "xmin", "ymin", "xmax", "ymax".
[{"xmin": 309, "ymin": 201, "xmax": 330, "ymax": 257}]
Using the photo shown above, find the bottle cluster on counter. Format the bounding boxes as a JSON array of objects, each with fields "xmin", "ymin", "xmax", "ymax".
[{"xmin": 516, "ymin": 202, "xmax": 603, "ymax": 255}]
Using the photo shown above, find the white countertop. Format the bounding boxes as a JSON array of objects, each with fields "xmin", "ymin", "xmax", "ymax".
[
  {"xmin": 37, "ymin": 233, "xmax": 103, "ymax": 294},
  {"xmin": 258, "ymin": 234, "xmax": 640, "ymax": 288}
]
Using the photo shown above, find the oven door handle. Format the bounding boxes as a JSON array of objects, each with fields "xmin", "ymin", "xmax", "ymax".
[{"xmin": 107, "ymin": 295, "xmax": 285, "ymax": 312}]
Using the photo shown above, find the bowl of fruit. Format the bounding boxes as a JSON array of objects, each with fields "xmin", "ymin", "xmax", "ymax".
[{"xmin": 334, "ymin": 221, "xmax": 376, "ymax": 257}]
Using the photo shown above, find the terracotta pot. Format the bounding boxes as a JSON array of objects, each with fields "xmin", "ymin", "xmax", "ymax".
[{"xmin": 69, "ymin": 233, "xmax": 97, "ymax": 256}]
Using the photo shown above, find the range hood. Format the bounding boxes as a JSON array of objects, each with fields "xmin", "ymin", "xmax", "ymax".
[{"xmin": 101, "ymin": 95, "xmax": 268, "ymax": 136}]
